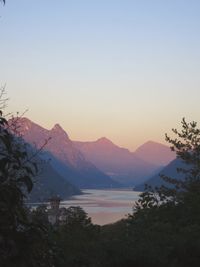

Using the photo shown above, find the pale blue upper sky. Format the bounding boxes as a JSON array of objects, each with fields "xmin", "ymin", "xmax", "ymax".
[{"xmin": 0, "ymin": 0, "xmax": 200, "ymax": 150}]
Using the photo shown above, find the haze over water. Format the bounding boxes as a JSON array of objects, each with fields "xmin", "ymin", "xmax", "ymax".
[{"xmin": 61, "ymin": 189, "xmax": 140, "ymax": 225}]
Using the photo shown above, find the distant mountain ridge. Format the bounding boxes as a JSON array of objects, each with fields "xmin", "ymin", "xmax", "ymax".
[
  {"xmin": 15, "ymin": 118, "xmax": 119, "ymax": 189},
  {"xmin": 74, "ymin": 138, "xmax": 162, "ymax": 186},
  {"xmin": 13, "ymin": 117, "xmax": 176, "ymax": 190},
  {"xmin": 28, "ymin": 160, "xmax": 81, "ymax": 202},
  {"xmin": 135, "ymin": 158, "xmax": 186, "ymax": 191},
  {"xmin": 134, "ymin": 140, "xmax": 175, "ymax": 166}
]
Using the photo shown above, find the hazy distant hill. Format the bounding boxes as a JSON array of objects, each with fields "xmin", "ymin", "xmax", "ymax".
[
  {"xmin": 74, "ymin": 137, "xmax": 160, "ymax": 186},
  {"xmin": 27, "ymin": 161, "xmax": 81, "ymax": 202},
  {"xmin": 15, "ymin": 118, "xmax": 118, "ymax": 188},
  {"xmin": 134, "ymin": 140, "xmax": 175, "ymax": 166},
  {"xmin": 135, "ymin": 158, "xmax": 186, "ymax": 191}
]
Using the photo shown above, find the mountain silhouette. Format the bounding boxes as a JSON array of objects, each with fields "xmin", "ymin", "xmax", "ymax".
[
  {"xmin": 134, "ymin": 140, "xmax": 175, "ymax": 166},
  {"xmin": 74, "ymin": 138, "xmax": 161, "ymax": 186},
  {"xmin": 135, "ymin": 158, "xmax": 186, "ymax": 191},
  {"xmin": 15, "ymin": 118, "xmax": 119, "ymax": 188},
  {"xmin": 27, "ymin": 160, "xmax": 81, "ymax": 202}
]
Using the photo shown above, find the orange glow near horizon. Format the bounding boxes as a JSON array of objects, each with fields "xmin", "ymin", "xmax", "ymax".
[{"xmin": 2, "ymin": 1, "xmax": 200, "ymax": 152}]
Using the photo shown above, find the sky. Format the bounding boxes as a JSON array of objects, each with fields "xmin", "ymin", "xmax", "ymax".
[{"xmin": 0, "ymin": 0, "xmax": 200, "ymax": 151}]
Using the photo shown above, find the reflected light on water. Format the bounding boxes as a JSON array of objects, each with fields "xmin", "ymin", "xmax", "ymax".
[{"xmin": 61, "ymin": 189, "xmax": 140, "ymax": 225}]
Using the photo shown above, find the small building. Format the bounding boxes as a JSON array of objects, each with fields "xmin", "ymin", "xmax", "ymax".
[
  {"xmin": 47, "ymin": 195, "xmax": 67, "ymax": 225},
  {"xmin": 49, "ymin": 195, "xmax": 61, "ymax": 210}
]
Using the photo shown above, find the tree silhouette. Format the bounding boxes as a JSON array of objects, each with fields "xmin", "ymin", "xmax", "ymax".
[
  {"xmin": 126, "ymin": 118, "xmax": 200, "ymax": 267},
  {"xmin": 0, "ymin": 89, "xmax": 54, "ymax": 267}
]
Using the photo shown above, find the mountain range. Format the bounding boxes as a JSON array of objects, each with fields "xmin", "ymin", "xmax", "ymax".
[
  {"xmin": 12, "ymin": 117, "xmax": 176, "ymax": 199},
  {"xmin": 135, "ymin": 158, "xmax": 186, "ymax": 191},
  {"xmin": 74, "ymin": 138, "xmax": 175, "ymax": 186},
  {"xmin": 27, "ymin": 161, "xmax": 81, "ymax": 202},
  {"xmin": 16, "ymin": 118, "xmax": 119, "ymax": 189}
]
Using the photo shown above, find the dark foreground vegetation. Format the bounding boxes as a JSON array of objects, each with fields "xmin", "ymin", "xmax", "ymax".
[
  {"xmin": 1, "ymin": 97, "xmax": 200, "ymax": 267},
  {"xmin": 1, "ymin": 1, "xmax": 200, "ymax": 266}
]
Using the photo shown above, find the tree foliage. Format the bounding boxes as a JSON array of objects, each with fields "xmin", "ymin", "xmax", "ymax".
[
  {"xmin": 124, "ymin": 118, "xmax": 200, "ymax": 267},
  {"xmin": 0, "ymin": 91, "xmax": 54, "ymax": 267},
  {"xmin": 53, "ymin": 206, "xmax": 100, "ymax": 267},
  {"xmin": 1, "ymin": 81, "xmax": 200, "ymax": 267}
]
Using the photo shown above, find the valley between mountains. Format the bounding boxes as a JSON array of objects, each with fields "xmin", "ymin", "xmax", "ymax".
[{"xmin": 13, "ymin": 117, "xmax": 176, "ymax": 202}]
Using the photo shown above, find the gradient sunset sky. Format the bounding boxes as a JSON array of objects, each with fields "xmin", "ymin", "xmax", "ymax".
[{"xmin": 0, "ymin": 0, "xmax": 200, "ymax": 150}]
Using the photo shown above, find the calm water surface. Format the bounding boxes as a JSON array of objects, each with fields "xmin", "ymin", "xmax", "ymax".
[{"xmin": 61, "ymin": 189, "xmax": 140, "ymax": 225}]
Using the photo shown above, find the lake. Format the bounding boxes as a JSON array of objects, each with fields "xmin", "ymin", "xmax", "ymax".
[{"xmin": 61, "ymin": 189, "xmax": 141, "ymax": 225}]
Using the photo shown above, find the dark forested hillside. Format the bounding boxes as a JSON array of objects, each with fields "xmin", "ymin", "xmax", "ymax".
[{"xmin": 27, "ymin": 161, "xmax": 81, "ymax": 202}]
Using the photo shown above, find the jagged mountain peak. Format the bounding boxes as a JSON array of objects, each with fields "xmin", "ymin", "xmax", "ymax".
[
  {"xmin": 74, "ymin": 137, "xmax": 160, "ymax": 186},
  {"xmin": 9, "ymin": 117, "xmax": 47, "ymax": 135},
  {"xmin": 11, "ymin": 117, "xmax": 116, "ymax": 188},
  {"xmin": 52, "ymin": 123, "xmax": 63, "ymax": 130},
  {"xmin": 19, "ymin": 117, "xmax": 32, "ymax": 123},
  {"xmin": 16, "ymin": 117, "xmax": 33, "ymax": 127},
  {"xmin": 50, "ymin": 123, "xmax": 69, "ymax": 139}
]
